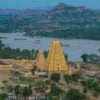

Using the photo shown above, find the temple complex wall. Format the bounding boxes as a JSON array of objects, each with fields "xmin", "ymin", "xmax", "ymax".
[
  {"xmin": 0, "ymin": 59, "xmax": 35, "ymax": 67},
  {"xmin": 0, "ymin": 64, "xmax": 13, "ymax": 71},
  {"xmin": 15, "ymin": 60, "xmax": 35, "ymax": 67}
]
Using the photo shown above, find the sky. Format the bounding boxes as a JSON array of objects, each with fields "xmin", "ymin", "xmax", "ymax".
[{"xmin": 0, "ymin": 0, "xmax": 100, "ymax": 9}]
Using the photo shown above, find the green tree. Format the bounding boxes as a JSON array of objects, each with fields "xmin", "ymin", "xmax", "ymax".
[
  {"xmin": 50, "ymin": 83, "xmax": 64, "ymax": 96},
  {"xmin": 82, "ymin": 79, "xmax": 98, "ymax": 89},
  {"xmin": 66, "ymin": 88, "xmax": 87, "ymax": 100},
  {"xmin": 22, "ymin": 86, "xmax": 28, "ymax": 100},
  {"xmin": 71, "ymin": 72, "xmax": 81, "ymax": 82},
  {"xmin": 81, "ymin": 54, "xmax": 88, "ymax": 62},
  {"xmin": 2, "ymin": 80, "xmax": 9, "ymax": 91},
  {"xmin": 88, "ymin": 54, "xmax": 100, "ymax": 63},
  {"xmin": 14, "ymin": 85, "xmax": 21, "ymax": 100},
  {"xmin": 44, "ymin": 51, "xmax": 48, "ymax": 58},
  {"xmin": 8, "ymin": 85, "xmax": 13, "ymax": 92},
  {"xmin": 27, "ymin": 86, "xmax": 32, "ymax": 98},
  {"xmin": 64, "ymin": 74, "xmax": 71, "ymax": 84},
  {"xmin": 21, "ymin": 86, "xmax": 33, "ymax": 100},
  {"xmin": 35, "ymin": 80, "xmax": 49, "ymax": 92},
  {"xmin": 46, "ymin": 96, "xmax": 60, "ymax": 100},
  {"xmin": 22, "ymin": 49, "xmax": 31, "ymax": 59},
  {"xmin": 0, "ymin": 92, "xmax": 8, "ymax": 100},
  {"xmin": 93, "ymin": 84, "xmax": 100, "ymax": 97},
  {"xmin": 50, "ymin": 73, "xmax": 60, "ymax": 82},
  {"xmin": 0, "ymin": 40, "xmax": 5, "ymax": 50},
  {"xmin": 2, "ymin": 80, "xmax": 8, "ymax": 86},
  {"xmin": 65, "ymin": 54, "xmax": 68, "ymax": 60}
]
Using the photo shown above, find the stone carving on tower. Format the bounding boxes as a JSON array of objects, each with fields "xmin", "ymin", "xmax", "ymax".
[
  {"xmin": 46, "ymin": 40, "xmax": 68, "ymax": 72},
  {"xmin": 36, "ymin": 49, "xmax": 46, "ymax": 71}
]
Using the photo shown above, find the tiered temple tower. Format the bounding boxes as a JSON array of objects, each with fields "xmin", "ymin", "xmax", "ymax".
[
  {"xmin": 46, "ymin": 40, "xmax": 68, "ymax": 72},
  {"xmin": 36, "ymin": 49, "xmax": 45, "ymax": 71}
]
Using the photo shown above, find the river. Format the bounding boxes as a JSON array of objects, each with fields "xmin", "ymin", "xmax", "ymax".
[{"xmin": 0, "ymin": 33, "xmax": 100, "ymax": 61}]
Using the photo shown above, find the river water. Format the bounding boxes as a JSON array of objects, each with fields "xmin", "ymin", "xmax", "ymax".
[{"xmin": 0, "ymin": 33, "xmax": 100, "ymax": 61}]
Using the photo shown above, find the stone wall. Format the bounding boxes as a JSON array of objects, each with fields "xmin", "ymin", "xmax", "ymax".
[{"xmin": 0, "ymin": 64, "xmax": 13, "ymax": 71}]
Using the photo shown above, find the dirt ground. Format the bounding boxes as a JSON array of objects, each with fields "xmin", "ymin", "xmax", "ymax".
[{"xmin": 0, "ymin": 72, "xmax": 10, "ymax": 86}]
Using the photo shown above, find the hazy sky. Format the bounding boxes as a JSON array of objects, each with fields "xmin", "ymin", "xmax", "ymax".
[{"xmin": 0, "ymin": 0, "xmax": 100, "ymax": 9}]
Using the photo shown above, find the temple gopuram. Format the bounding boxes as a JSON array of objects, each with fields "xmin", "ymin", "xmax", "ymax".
[
  {"xmin": 36, "ymin": 40, "xmax": 73, "ymax": 74},
  {"xmin": 46, "ymin": 40, "xmax": 68, "ymax": 72},
  {"xmin": 36, "ymin": 49, "xmax": 46, "ymax": 71}
]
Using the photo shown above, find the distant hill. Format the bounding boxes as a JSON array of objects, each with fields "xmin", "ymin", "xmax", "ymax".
[
  {"xmin": 0, "ymin": 3, "xmax": 100, "ymax": 40},
  {"xmin": 39, "ymin": 3, "xmax": 100, "ymax": 27},
  {"xmin": 0, "ymin": 8, "xmax": 43, "ymax": 16}
]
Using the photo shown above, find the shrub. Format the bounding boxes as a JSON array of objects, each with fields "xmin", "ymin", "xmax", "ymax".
[
  {"xmin": 50, "ymin": 73, "xmax": 60, "ymax": 82},
  {"xmin": 64, "ymin": 74, "xmax": 71, "ymax": 84}
]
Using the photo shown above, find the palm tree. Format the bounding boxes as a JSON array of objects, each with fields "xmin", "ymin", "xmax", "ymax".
[
  {"xmin": 22, "ymin": 86, "xmax": 28, "ymax": 100},
  {"xmin": 0, "ymin": 92, "xmax": 8, "ymax": 100},
  {"xmin": 14, "ymin": 85, "xmax": 21, "ymax": 100},
  {"xmin": 27, "ymin": 86, "xmax": 32, "ymax": 99}
]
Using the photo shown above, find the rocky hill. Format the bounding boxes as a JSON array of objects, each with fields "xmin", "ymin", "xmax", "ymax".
[
  {"xmin": 0, "ymin": 3, "xmax": 100, "ymax": 40},
  {"xmin": 39, "ymin": 3, "xmax": 100, "ymax": 26}
]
